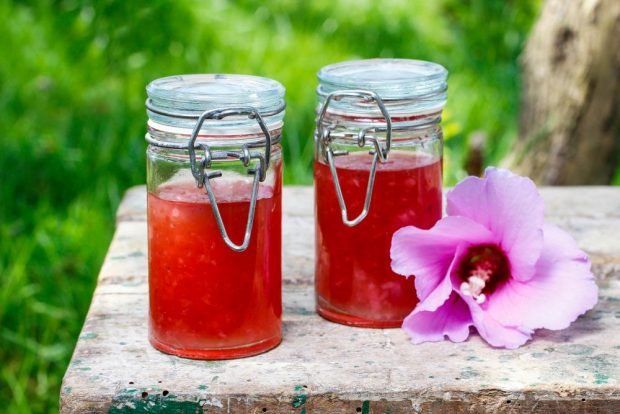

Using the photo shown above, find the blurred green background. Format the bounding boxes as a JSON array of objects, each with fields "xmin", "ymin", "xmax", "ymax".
[{"xmin": 0, "ymin": 0, "xmax": 542, "ymax": 411}]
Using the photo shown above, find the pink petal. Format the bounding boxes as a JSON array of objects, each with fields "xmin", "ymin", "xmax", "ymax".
[
  {"xmin": 469, "ymin": 303, "xmax": 533, "ymax": 349},
  {"xmin": 402, "ymin": 291, "xmax": 473, "ymax": 344},
  {"xmin": 391, "ymin": 216, "xmax": 495, "ymax": 302},
  {"xmin": 484, "ymin": 223, "xmax": 598, "ymax": 331},
  {"xmin": 451, "ymin": 272, "xmax": 532, "ymax": 349},
  {"xmin": 414, "ymin": 243, "xmax": 469, "ymax": 313},
  {"xmin": 414, "ymin": 266, "xmax": 454, "ymax": 313},
  {"xmin": 446, "ymin": 167, "xmax": 544, "ymax": 281}
]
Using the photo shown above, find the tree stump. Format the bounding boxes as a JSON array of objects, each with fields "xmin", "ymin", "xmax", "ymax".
[{"xmin": 509, "ymin": 0, "xmax": 620, "ymax": 184}]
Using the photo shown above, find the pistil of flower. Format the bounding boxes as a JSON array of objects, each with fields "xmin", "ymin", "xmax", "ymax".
[
  {"xmin": 460, "ymin": 269, "xmax": 491, "ymax": 304},
  {"xmin": 458, "ymin": 245, "xmax": 510, "ymax": 305}
]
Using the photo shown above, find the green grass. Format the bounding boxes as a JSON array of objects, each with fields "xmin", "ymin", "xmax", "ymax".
[{"xmin": 0, "ymin": 0, "xmax": 540, "ymax": 412}]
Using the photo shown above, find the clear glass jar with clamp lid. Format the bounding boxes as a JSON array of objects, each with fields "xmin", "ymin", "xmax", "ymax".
[
  {"xmin": 145, "ymin": 74, "xmax": 285, "ymax": 359},
  {"xmin": 314, "ymin": 59, "xmax": 447, "ymax": 328}
]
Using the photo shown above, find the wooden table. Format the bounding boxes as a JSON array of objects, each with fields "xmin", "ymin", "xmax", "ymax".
[{"xmin": 61, "ymin": 186, "xmax": 620, "ymax": 413}]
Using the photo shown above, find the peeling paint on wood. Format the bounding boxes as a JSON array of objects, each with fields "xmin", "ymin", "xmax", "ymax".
[
  {"xmin": 61, "ymin": 186, "xmax": 620, "ymax": 413},
  {"xmin": 108, "ymin": 389, "xmax": 202, "ymax": 414}
]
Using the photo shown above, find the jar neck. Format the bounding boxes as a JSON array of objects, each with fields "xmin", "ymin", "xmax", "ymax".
[
  {"xmin": 322, "ymin": 123, "xmax": 442, "ymax": 145},
  {"xmin": 315, "ymin": 109, "xmax": 442, "ymax": 163},
  {"xmin": 146, "ymin": 120, "xmax": 281, "ymax": 183},
  {"xmin": 319, "ymin": 109, "xmax": 441, "ymax": 131},
  {"xmin": 147, "ymin": 120, "xmax": 283, "ymax": 148}
]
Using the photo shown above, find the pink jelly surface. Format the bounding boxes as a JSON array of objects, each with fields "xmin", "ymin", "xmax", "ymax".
[
  {"xmin": 148, "ymin": 170, "xmax": 282, "ymax": 359},
  {"xmin": 314, "ymin": 151, "xmax": 442, "ymax": 327}
]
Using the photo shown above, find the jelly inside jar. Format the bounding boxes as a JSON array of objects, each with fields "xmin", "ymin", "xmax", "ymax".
[
  {"xmin": 148, "ymin": 168, "xmax": 282, "ymax": 359},
  {"xmin": 314, "ymin": 151, "xmax": 442, "ymax": 328}
]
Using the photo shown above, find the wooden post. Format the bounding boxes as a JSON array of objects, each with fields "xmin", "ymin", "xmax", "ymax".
[{"xmin": 508, "ymin": 0, "xmax": 620, "ymax": 184}]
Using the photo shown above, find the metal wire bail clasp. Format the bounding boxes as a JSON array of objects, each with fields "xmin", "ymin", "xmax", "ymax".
[
  {"xmin": 316, "ymin": 90, "xmax": 392, "ymax": 227},
  {"xmin": 188, "ymin": 107, "xmax": 272, "ymax": 252}
]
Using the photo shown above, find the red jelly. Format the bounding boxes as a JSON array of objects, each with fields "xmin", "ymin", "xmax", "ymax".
[
  {"xmin": 315, "ymin": 152, "xmax": 442, "ymax": 327},
  {"xmin": 148, "ymin": 176, "xmax": 282, "ymax": 359}
]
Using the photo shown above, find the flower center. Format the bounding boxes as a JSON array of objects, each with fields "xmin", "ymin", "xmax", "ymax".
[{"xmin": 458, "ymin": 244, "xmax": 510, "ymax": 304}]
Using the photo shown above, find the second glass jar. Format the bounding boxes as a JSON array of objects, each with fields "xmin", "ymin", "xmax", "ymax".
[{"xmin": 314, "ymin": 59, "xmax": 447, "ymax": 328}]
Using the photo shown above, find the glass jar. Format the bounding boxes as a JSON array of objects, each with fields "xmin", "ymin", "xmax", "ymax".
[
  {"xmin": 145, "ymin": 74, "xmax": 285, "ymax": 359},
  {"xmin": 314, "ymin": 59, "xmax": 447, "ymax": 328}
]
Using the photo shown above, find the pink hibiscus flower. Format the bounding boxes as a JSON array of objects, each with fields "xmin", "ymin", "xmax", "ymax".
[{"xmin": 390, "ymin": 168, "xmax": 598, "ymax": 349}]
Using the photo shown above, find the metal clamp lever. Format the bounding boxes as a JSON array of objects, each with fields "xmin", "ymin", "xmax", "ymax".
[
  {"xmin": 316, "ymin": 90, "xmax": 392, "ymax": 227},
  {"xmin": 188, "ymin": 107, "xmax": 272, "ymax": 181},
  {"xmin": 202, "ymin": 155, "xmax": 262, "ymax": 252},
  {"xmin": 186, "ymin": 107, "xmax": 272, "ymax": 252}
]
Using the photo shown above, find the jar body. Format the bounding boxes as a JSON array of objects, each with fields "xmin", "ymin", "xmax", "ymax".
[
  {"xmin": 314, "ymin": 125, "xmax": 443, "ymax": 327},
  {"xmin": 147, "ymin": 140, "xmax": 282, "ymax": 359}
]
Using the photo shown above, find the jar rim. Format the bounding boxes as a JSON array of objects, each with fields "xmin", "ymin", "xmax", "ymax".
[
  {"xmin": 317, "ymin": 58, "xmax": 447, "ymax": 101},
  {"xmin": 145, "ymin": 74, "xmax": 286, "ymax": 135},
  {"xmin": 147, "ymin": 74, "xmax": 285, "ymax": 114}
]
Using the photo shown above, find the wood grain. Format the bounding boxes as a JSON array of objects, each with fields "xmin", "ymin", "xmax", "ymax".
[{"xmin": 61, "ymin": 186, "xmax": 620, "ymax": 413}]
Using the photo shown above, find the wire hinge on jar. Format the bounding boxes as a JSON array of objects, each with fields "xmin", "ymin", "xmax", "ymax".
[
  {"xmin": 316, "ymin": 90, "xmax": 392, "ymax": 227},
  {"xmin": 145, "ymin": 102, "xmax": 276, "ymax": 252}
]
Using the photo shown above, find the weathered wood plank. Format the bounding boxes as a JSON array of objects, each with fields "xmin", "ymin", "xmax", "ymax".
[{"xmin": 61, "ymin": 186, "xmax": 620, "ymax": 413}]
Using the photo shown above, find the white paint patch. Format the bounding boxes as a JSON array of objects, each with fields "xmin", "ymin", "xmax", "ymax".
[{"xmin": 203, "ymin": 397, "xmax": 224, "ymax": 408}]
